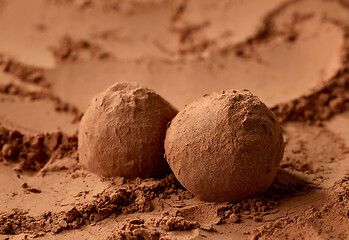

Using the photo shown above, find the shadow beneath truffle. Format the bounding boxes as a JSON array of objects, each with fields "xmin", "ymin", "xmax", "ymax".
[
  {"xmin": 213, "ymin": 169, "xmax": 314, "ymax": 220},
  {"xmin": 269, "ymin": 169, "xmax": 313, "ymax": 197}
]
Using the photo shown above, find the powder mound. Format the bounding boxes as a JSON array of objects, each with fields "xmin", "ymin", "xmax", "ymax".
[
  {"xmin": 78, "ymin": 82, "xmax": 178, "ymax": 178},
  {"xmin": 0, "ymin": 126, "xmax": 77, "ymax": 171},
  {"xmin": 272, "ymin": 69, "xmax": 349, "ymax": 123},
  {"xmin": 0, "ymin": 54, "xmax": 47, "ymax": 87},
  {"xmin": 165, "ymin": 90, "xmax": 285, "ymax": 202},
  {"xmin": 49, "ymin": 35, "xmax": 114, "ymax": 64}
]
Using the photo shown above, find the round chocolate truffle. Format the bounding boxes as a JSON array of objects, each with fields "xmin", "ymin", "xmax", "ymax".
[
  {"xmin": 164, "ymin": 90, "xmax": 284, "ymax": 202},
  {"xmin": 78, "ymin": 82, "xmax": 178, "ymax": 178}
]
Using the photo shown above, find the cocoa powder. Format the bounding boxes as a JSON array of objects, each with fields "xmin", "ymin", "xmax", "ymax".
[
  {"xmin": 0, "ymin": 126, "xmax": 77, "ymax": 171},
  {"xmin": 0, "ymin": 174, "xmax": 183, "ymax": 235},
  {"xmin": 49, "ymin": 35, "xmax": 114, "ymax": 64}
]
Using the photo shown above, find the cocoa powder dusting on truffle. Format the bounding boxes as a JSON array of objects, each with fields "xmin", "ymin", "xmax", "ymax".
[
  {"xmin": 165, "ymin": 90, "xmax": 285, "ymax": 202},
  {"xmin": 78, "ymin": 82, "xmax": 178, "ymax": 178}
]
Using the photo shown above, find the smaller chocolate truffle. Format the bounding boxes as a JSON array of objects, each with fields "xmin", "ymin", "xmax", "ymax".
[
  {"xmin": 78, "ymin": 82, "xmax": 178, "ymax": 178},
  {"xmin": 165, "ymin": 90, "xmax": 285, "ymax": 202}
]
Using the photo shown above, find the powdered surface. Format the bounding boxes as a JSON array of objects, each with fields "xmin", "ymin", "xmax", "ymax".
[{"xmin": 1, "ymin": 0, "xmax": 349, "ymax": 239}]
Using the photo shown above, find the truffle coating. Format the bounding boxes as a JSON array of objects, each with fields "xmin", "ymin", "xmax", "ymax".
[
  {"xmin": 78, "ymin": 82, "xmax": 178, "ymax": 178},
  {"xmin": 164, "ymin": 90, "xmax": 285, "ymax": 202}
]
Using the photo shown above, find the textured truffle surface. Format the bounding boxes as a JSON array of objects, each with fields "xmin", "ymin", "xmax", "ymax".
[
  {"xmin": 165, "ymin": 90, "xmax": 285, "ymax": 202},
  {"xmin": 78, "ymin": 82, "xmax": 178, "ymax": 178}
]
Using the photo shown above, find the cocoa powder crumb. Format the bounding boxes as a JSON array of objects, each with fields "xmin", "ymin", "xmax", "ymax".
[
  {"xmin": 228, "ymin": 213, "xmax": 241, "ymax": 223},
  {"xmin": 155, "ymin": 216, "xmax": 198, "ymax": 231}
]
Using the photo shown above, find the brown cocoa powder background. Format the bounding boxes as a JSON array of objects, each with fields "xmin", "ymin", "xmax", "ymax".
[{"xmin": 0, "ymin": 0, "xmax": 349, "ymax": 239}]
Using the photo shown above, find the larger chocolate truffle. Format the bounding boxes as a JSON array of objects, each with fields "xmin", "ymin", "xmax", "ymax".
[
  {"xmin": 164, "ymin": 90, "xmax": 284, "ymax": 202},
  {"xmin": 78, "ymin": 82, "xmax": 178, "ymax": 178}
]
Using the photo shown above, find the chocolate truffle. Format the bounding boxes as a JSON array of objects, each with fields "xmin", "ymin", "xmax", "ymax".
[
  {"xmin": 164, "ymin": 90, "xmax": 284, "ymax": 202},
  {"xmin": 78, "ymin": 82, "xmax": 178, "ymax": 178}
]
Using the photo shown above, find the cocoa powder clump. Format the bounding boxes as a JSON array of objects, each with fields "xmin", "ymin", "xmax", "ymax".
[{"xmin": 0, "ymin": 126, "xmax": 77, "ymax": 171}]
